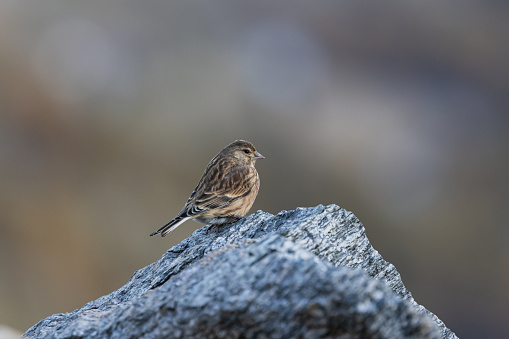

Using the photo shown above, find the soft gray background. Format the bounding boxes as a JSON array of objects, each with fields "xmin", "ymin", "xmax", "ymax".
[{"xmin": 1, "ymin": 2, "xmax": 507, "ymax": 338}]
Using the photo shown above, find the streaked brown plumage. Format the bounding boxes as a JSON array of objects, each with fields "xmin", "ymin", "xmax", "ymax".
[{"xmin": 150, "ymin": 140, "xmax": 264, "ymax": 237}]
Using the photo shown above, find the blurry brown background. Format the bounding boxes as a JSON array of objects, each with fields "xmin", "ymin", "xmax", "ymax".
[{"xmin": 1, "ymin": 1, "xmax": 508, "ymax": 338}]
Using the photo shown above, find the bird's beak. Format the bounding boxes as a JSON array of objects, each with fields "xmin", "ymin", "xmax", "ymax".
[{"xmin": 254, "ymin": 151, "xmax": 265, "ymax": 159}]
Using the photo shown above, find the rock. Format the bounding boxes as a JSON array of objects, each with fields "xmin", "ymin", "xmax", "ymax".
[{"xmin": 23, "ymin": 205, "xmax": 457, "ymax": 338}]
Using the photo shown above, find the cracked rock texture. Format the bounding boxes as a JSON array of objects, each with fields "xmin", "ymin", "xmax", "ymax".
[{"xmin": 24, "ymin": 205, "xmax": 457, "ymax": 338}]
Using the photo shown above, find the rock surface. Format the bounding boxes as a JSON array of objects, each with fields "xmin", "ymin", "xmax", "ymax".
[{"xmin": 24, "ymin": 205, "xmax": 457, "ymax": 338}]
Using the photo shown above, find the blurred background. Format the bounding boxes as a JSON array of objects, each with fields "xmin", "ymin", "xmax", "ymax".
[{"xmin": 0, "ymin": 1, "xmax": 508, "ymax": 338}]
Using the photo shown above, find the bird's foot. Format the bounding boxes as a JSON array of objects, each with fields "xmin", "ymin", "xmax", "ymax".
[{"xmin": 204, "ymin": 224, "xmax": 217, "ymax": 234}]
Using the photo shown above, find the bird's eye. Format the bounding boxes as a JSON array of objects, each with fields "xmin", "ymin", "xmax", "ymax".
[{"xmin": 243, "ymin": 149, "xmax": 250, "ymax": 154}]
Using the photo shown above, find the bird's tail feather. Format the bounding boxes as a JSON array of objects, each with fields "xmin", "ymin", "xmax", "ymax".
[{"xmin": 150, "ymin": 216, "xmax": 190, "ymax": 237}]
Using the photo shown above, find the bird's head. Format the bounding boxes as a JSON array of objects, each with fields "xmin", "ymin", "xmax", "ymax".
[{"xmin": 225, "ymin": 140, "xmax": 265, "ymax": 165}]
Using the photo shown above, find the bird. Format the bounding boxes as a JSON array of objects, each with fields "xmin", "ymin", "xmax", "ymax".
[{"xmin": 150, "ymin": 140, "xmax": 264, "ymax": 237}]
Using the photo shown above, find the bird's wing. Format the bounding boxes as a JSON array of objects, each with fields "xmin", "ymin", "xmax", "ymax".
[{"xmin": 183, "ymin": 165, "xmax": 257, "ymax": 216}]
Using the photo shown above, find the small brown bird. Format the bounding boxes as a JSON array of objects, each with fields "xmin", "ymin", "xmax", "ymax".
[{"xmin": 150, "ymin": 140, "xmax": 264, "ymax": 237}]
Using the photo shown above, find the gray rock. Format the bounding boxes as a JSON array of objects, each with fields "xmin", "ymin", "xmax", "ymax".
[{"xmin": 23, "ymin": 205, "xmax": 457, "ymax": 338}]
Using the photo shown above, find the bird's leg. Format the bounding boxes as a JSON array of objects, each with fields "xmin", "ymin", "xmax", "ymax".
[
  {"xmin": 227, "ymin": 216, "xmax": 243, "ymax": 224},
  {"xmin": 204, "ymin": 224, "xmax": 217, "ymax": 234}
]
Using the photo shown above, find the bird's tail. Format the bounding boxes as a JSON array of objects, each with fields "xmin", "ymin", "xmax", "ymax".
[{"xmin": 150, "ymin": 215, "xmax": 190, "ymax": 237}]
